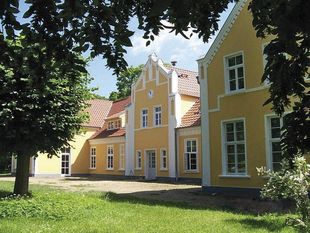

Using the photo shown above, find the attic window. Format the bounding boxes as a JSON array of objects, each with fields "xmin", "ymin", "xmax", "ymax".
[{"xmin": 107, "ymin": 120, "xmax": 121, "ymax": 130}]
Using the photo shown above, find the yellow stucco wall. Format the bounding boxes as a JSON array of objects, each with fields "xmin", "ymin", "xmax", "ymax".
[
  {"xmin": 204, "ymin": 1, "xmax": 274, "ymax": 188},
  {"xmin": 133, "ymin": 64, "xmax": 170, "ymax": 177},
  {"xmin": 88, "ymin": 140, "xmax": 125, "ymax": 176},
  {"xmin": 180, "ymin": 95, "xmax": 198, "ymax": 118},
  {"xmin": 36, "ymin": 127, "xmax": 97, "ymax": 175},
  {"xmin": 178, "ymin": 133, "xmax": 202, "ymax": 179}
]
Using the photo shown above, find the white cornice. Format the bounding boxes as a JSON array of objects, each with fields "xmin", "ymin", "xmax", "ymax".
[{"xmin": 197, "ymin": 0, "xmax": 247, "ymax": 65}]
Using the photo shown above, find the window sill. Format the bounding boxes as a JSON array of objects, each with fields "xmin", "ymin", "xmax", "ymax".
[
  {"xmin": 106, "ymin": 168, "xmax": 114, "ymax": 171},
  {"xmin": 89, "ymin": 168, "xmax": 96, "ymax": 170},
  {"xmin": 219, "ymin": 174, "xmax": 251, "ymax": 178},
  {"xmin": 184, "ymin": 170, "xmax": 199, "ymax": 174},
  {"xmin": 225, "ymin": 89, "xmax": 246, "ymax": 96},
  {"xmin": 160, "ymin": 169, "xmax": 168, "ymax": 171}
]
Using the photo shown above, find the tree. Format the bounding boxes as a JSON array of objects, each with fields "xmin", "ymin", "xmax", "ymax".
[
  {"xmin": 0, "ymin": 36, "xmax": 92, "ymax": 194},
  {"xmin": 249, "ymin": 0, "xmax": 310, "ymax": 161},
  {"xmin": 109, "ymin": 65, "xmax": 143, "ymax": 101}
]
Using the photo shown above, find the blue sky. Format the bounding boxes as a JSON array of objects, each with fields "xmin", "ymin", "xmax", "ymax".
[{"xmin": 18, "ymin": 2, "xmax": 234, "ymax": 98}]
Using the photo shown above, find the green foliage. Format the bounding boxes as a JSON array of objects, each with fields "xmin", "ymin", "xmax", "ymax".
[
  {"xmin": 109, "ymin": 64, "xmax": 143, "ymax": 101},
  {"xmin": 249, "ymin": 0, "xmax": 310, "ymax": 160},
  {"xmin": 258, "ymin": 156, "xmax": 310, "ymax": 232}
]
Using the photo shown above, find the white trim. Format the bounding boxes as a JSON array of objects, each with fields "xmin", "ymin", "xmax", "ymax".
[
  {"xmin": 178, "ymin": 126, "xmax": 201, "ymax": 137},
  {"xmin": 141, "ymin": 108, "xmax": 148, "ymax": 128},
  {"xmin": 106, "ymin": 145, "xmax": 114, "ymax": 170},
  {"xmin": 209, "ymin": 85, "xmax": 268, "ymax": 113},
  {"xmin": 89, "ymin": 137, "xmax": 125, "ymax": 145},
  {"xmin": 221, "ymin": 117, "xmax": 248, "ymax": 176},
  {"xmin": 119, "ymin": 144, "xmax": 125, "ymax": 171},
  {"xmin": 135, "ymin": 124, "xmax": 168, "ymax": 131},
  {"xmin": 184, "ymin": 138, "xmax": 199, "ymax": 172},
  {"xmin": 135, "ymin": 150, "xmax": 142, "ymax": 170},
  {"xmin": 153, "ymin": 105, "xmax": 162, "ymax": 127},
  {"xmin": 223, "ymin": 51, "xmax": 246, "ymax": 94},
  {"xmin": 219, "ymin": 175, "xmax": 251, "ymax": 178},
  {"xmin": 197, "ymin": 0, "xmax": 247, "ymax": 65},
  {"xmin": 159, "ymin": 148, "xmax": 168, "ymax": 171}
]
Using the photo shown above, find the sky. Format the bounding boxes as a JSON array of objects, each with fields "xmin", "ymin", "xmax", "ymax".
[{"xmin": 18, "ymin": 2, "xmax": 234, "ymax": 98}]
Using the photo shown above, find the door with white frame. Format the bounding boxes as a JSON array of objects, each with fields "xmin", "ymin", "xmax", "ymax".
[
  {"xmin": 61, "ymin": 147, "xmax": 71, "ymax": 176},
  {"xmin": 145, "ymin": 150, "xmax": 156, "ymax": 180}
]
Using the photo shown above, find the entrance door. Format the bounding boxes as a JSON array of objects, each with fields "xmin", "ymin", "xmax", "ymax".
[
  {"xmin": 146, "ymin": 150, "xmax": 156, "ymax": 180},
  {"xmin": 61, "ymin": 147, "xmax": 71, "ymax": 176}
]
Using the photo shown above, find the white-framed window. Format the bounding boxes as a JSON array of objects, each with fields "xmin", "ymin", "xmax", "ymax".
[
  {"xmin": 184, "ymin": 139, "xmax": 198, "ymax": 171},
  {"xmin": 107, "ymin": 145, "xmax": 114, "ymax": 170},
  {"xmin": 119, "ymin": 144, "xmax": 125, "ymax": 170},
  {"xmin": 225, "ymin": 52, "xmax": 245, "ymax": 92},
  {"xmin": 154, "ymin": 106, "xmax": 162, "ymax": 126},
  {"xmin": 108, "ymin": 121, "xmax": 114, "ymax": 130},
  {"xmin": 222, "ymin": 120, "xmax": 246, "ymax": 175},
  {"xmin": 90, "ymin": 147, "xmax": 96, "ymax": 169},
  {"xmin": 135, "ymin": 150, "xmax": 142, "ymax": 169},
  {"xmin": 266, "ymin": 116, "xmax": 284, "ymax": 171},
  {"xmin": 160, "ymin": 149, "xmax": 168, "ymax": 170},
  {"xmin": 141, "ymin": 109, "xmax": 148, "ymax": 128}
]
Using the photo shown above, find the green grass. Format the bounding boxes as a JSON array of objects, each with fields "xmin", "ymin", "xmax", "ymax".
[{"xmin": 0, "ymin": 181, "xmax": 295, "ymax": 233}]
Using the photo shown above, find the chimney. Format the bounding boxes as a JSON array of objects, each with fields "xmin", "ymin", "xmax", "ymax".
[{"xmin": 171, "ymin": 60, "xmax": 177, "ymax": 67}]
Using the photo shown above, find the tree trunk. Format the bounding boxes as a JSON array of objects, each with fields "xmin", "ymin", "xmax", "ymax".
[{"xmin": 13, "ymin": 153, "xmax": 31, "ymax": 195}]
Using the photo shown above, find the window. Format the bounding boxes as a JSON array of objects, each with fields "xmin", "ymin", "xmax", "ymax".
[
  {"xmin": 141, "ymin": 109, "xmax": 148, "ymax": 128},
  {"xmin": 154, "ymin": 106, "xmax": 162, "ymax": 126},
  {"xmin": 267, "ymin": 117, "xmax": 284, "ymax": 171},
  {"xmin": 108, "ymin": 121, "xmax": 114, "ymax": 130},
  {"xmin": 135, "ymin": 150, "xmax": 142, "ymax": 169},
  {"xmin": 223, "ymin": 120, "xmax": 246, "ymax": 175},
  {"xmin": 90, "ymin": 147, "xmax": 96, "ymax": 169},
  {"xmin": 184, "ymin": 139, "xmax": 198, "ymax": 171},
  {"xmin": 119, "ymin": 144, "xmax": 125, "ymax": 170},
  {"xmin": 107, "ymin": 146, "xmax": 114, "ymax": 169},
  {"xmin": 225, "ymin": 53, "xmax": 245, "ymax": 92},
  {"xmin": 160, "ymin": 149, "xmax": 168, "ymax": 170}
]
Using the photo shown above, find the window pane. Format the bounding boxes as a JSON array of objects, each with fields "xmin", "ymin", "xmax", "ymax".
[
  {"xmin": 237, "ymin": 67, "xmax": 244, "ymax": 78},
  {"xmin": 271, "ymin": 128, "xmax": 281, "ymax": 138},
  {"xmin": 192, "ymin": 141, "xmax": 197, "ymax": 152},
  {"xmin": 237, "ymin": 154, "xmax": 245, "ymax": 164},
  {"xmin": 228, "ymin": 57, "xmax": 235, "ymax": 67},
  {"xmin": 272, "ymin": 152, "xmax": 282, "ymax": 163},
  {"xmin": 226, "ymin": 123, "xmax": 234, "ymax": 132},
  {"xmin": 227, "ymin": 145, "xmax": 235, "ymax": 154},
  {"xmin": 229, "ymin": 69, "xmax": 236, "ymax": 80},
  {"xmin": 272, "ymin": 142, "xmax": 281, "ymax": 152},
  {"xmin": 227, "ymin": 154, "xmax": 235, "ymax": 164},
  {"xmin": 226, "ymin": 132, "xmax": 235, "ymax": 142},
  {"xmin": 229, "ymin": 80, "xmax": 236, "ymax": 91},
  {"xmin": 238, "ymin": 77, "xmax": 244, "ymax": 89},
  {"xmin": 236, "ymin": 55, "xmax": 243, "ymax": 64},
  {"xmin": 236, "ymin": 131, "xmax": 244, "ymax": 141},
  {"xmin": 271, "ymin": 118, "xmax": 280, "ymax": 128},
  {"xmin": 238, "ymin": 163, "xmax": 246, "ymax": 173},
  {"xmin": 273, "ymin": 162, "xmax": 281, "ymax": 171},
  {"xmin": 237, "ymin": 144, "xmax": 245, "ymax": 153},
  {"xmin": 236, "ymin": 122, "xmax": 244, "ymax": 131},
  {"xmin": 228, "ymin": 163, "xmax": 235, "ymax": 173}
]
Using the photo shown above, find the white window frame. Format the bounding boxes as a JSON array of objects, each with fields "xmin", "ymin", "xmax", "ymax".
[
  {"xmin": 107, "ymin": 145, "xmax": 114, "ymax": 170},
  {"xmin": 154, "ymin": 105, "xmax": 162, "ymax": 126},
  {"xmin": 141, "ymin": 108, "xmax": 148, "ymax": 128},
  {"xmin": 90, "ymin": 147, "xmax": 96, "ymax": 169},
  {"xmin": 184, "ymin": 138, "xmax": 198, "ymax": 172},
  {"xmin": 265, "ymin": 115, "xmax": 284, "ymax": 171},
  {"xmin": 119, "ymin": 144, "xmax": 125, "ymax": 170},
  {"xmin": 108, "ymin": 121, "xmax": 114, "ymax": 130},
  {"xmin": 135, "ymin": 150, "xmax": 142, "ymax": 170},
  {"xmin": 160, "ymin": 148, "xmax": 168, "ymax": 170},
  {"xmin": 224, "ymin": 51, "xmax": 246, "ymax": 93},
  {"xmin": 221, "ymin": 118, "xmax": 247, "ymax": 176}
]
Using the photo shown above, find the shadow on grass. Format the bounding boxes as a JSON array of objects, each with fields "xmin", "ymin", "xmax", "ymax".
[
  {"xmin": 0, "ymin": 190, "xmax": 12, "ymax": 198},
  {"xmin": 227, "ymin": 218, "xmax": 289, "ymax": 232},
  {"xmin": 100, "ymin": 190, "xmax": 293, "ymax": 216}
]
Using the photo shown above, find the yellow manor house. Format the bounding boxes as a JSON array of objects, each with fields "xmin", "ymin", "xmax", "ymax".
[{"xmin": 10, "ymin": 0, "xmax": 308, "ymax": 196}]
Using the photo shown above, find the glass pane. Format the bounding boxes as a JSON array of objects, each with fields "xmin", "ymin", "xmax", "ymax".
[
  {"xmin": 237, "ymin": 67, "xmax": 243, "ymax": 78},
  {"xmin": 236, "ymin": 132, "xmax": 244, "ymax": 141},
  {"xmin": 271, "ymin": 128, "xmax": 281, "ymax": 138},
  {"xmin": 229, "ymin": 69, "xmax": 236, "ymax": 80},
  {"xmin": 226, "ymin": 123, "xmax": 234, "ymax": 132},
  {"xmin": 272, "ymin": 142, "xmax": 281, "ymax": 152},
  {"xmin": 238, "ymin": 78, "xmax": 244, "ymax": 89},
  {"xmin": 228, "ymin": 163, "xmax": 235, "ymax": 173},
  {"xmin": 236, "ymin": 55, "xmax": 243, "ymax": 64},
  {"xmin": 237, "ymin": 144, "xmax": 245, "ymax": 153},
  {"xmin": 271, "ymin": 118, "xmax": 280, "ymax": 128},
  {"xmin": 228, "ymin": 57, "xmax": 235, "ymax": 67},
  {"xmin": 272, "ymin": 152, "xmax": 282, "ymax": 163},
  {"xmin": 227, "ymin": 154, "xmax": 235, "ymax": 163},
  {"xmin": 227, "ymin": 132, "xmax": 235, "ymax": 142},
  {"xmin": 273, "ymin": 162, "xmax": 281, "ymax": 171},
  {"xmin": 237, "ymin": 154, "xmax": 245, "ymax": 164},
  {"xmin": 230, "ymin": 80, "xmax": 236, "ymax": 91},
  {"xmin": 236, "ymin": 122, "xmax": 244, "ymax": 131},
  {"xmin": 192, "ymin": 141, "xmax": 197, "ymax": 152},
  {"xmin": 227, "ymin": 145, "xmax": 235, "ymax": 154},
  {"xmin": 238, "ymin": 163, "xmax": 246, "ymax": 173}
]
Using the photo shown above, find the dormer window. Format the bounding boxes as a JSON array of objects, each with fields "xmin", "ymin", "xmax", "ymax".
[
  {"xmin": 108, "ymin": 121, "xmax": 114, "ymax": 130},
  {"xmin": 107, "ymin": 119, "xmax": 121, "ymax": 130}
]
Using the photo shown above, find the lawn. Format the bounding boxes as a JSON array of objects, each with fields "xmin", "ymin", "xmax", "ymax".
[{"xmin": 0, "ymin": 181, "xmax": 295, "ymax": 233}]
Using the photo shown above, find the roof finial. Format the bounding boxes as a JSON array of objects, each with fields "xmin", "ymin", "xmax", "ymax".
[{"xmin": 171, "ymin": 60, "xmax": 177, "ymax": 67}]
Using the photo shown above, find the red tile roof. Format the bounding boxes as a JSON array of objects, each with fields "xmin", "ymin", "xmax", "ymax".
[
  {"xmin": 166, "ymin": 66, "xmax": 200, "ymax": 97},
  {"xmin": 178, "ymin": 99, "xmax": 201, "ymax": 128},
  {"xmin": 83, "ymin": 99, "xmax": 112, "ymax": 128},
  {"xmin": 90, "ymin": 127, "xmax": 126, "ymax": 139},
  {"xmin": 107, "ymin": 96, "xmax": 131, "ymax": 118}
]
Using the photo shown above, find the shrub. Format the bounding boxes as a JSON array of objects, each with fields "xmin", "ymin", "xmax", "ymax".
[{"xmin": 258, "ymin": 156, "xmax": 310, "ymax": 232}]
